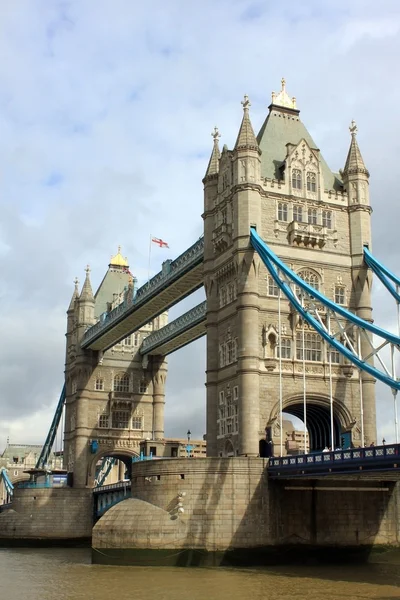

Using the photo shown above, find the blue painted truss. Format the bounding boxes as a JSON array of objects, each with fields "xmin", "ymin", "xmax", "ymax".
[
  {"xmin": 0, "ymin": 468, "xmax": 14, "ymax": 497},
  {"xmin": 250, "ymin": 228, "xmax": 400, "ymax": 391},
  {"xmin": 364, "ymin": 246, "xmax": 400, "ymax": 304},
  {"xmin": 36, "ymin": 384, "xmax": 66, "ymax": 469}
]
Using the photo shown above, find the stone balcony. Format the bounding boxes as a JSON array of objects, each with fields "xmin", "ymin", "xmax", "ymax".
[
  {"xmin": 213, "ymin": 223, "xmax": 232, "ymax": 253},
  {"xmin": 287, "ymin": 221, "xmax": 327, "ymax": 248}
]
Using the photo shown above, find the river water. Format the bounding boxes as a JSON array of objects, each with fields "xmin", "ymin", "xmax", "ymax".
[{"xmin": 1, "ymin": 547, "xmax": 400, "ymax": 600}]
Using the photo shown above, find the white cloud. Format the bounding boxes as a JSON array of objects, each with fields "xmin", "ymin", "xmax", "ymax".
[{"xmin": 1, "ymin": 0, "xmax": 400, "ymax": 451}]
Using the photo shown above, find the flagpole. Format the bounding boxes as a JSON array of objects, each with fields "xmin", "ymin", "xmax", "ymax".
[{"xmin": 147, "ymin": 234, "xmax": 152, "ymax": 282}]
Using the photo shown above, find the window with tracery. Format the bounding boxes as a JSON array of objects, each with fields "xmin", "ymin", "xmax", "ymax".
[
  {"xmin": 292, "ymin": 169, "xmax": 302, "ymax": 190},
  {"xmin": 296, "ymin": 331, "xmax": 322, "ymax": 361},
  {"xmin": 278, "ymin": 202, "xmax": 288, "ymax": 221},
  {"xmin": 267, "ymin": 276, "xmax": 279, "ymax": 297},
  {"xmin": 139, "ymin": 380, "xmax": 147, "ymax": 394},
  {"xmin": 334, "ymin": 286, "xmax": 345, "ymax": 305},
  {"xmin": 95, "ymin": 378, "xmax": 104, "ymax": 391},
  {"xmin": 113, "ymin": 373, "xmax": 130, "ymax": 393},
  {"xmin": 308, "ymin": 208, "xmax": 317, "ymax": 225},
  {"xmin": 98, "ymin": 414, "xmax": 109, "ymax": 428},
  {"xmin": 217, "ymin": 387, "xmax": 239, "ymax": 436},
  {"xmin": 219, "ymin": 339, "xmax": 237, "ymax": 367},
  {"xmin": 297, "ymin": 269, "xmax": 320, "ymax": 291},
  {"xmin": 111, "ymin": 410, "xmax": 130, "ymax": 429},
  {"xmin": 276, "ymin": 338, "xmax": 292, "ymax": 359},
  {"xmin": 322, "ymin": 210, "xmax": 332, "ymax": 229},
  {"xmin": 327, "ymin": 347, "xmax": 340, "ymax": 364},
  {"xmin": 123, "ymin": 335, "xmax": 132, "ymax": 346},
  {"xmin": 132, "ymin": 415, "xmax": 143, "ymax": 430},
  {"xmin": 293, "ymin": 205, "xmax": 303, "ymax": 222},
  {"xmin": 306, "ymin": 172, "xmax": 316, "ymax": 192}
]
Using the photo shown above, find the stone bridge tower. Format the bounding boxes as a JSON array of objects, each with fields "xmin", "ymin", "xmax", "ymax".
[
  {"xmin": 64, "ymin": 248, "xmax": 168, "ymax": 487},
  {"xmin": 203, "ymin": 80, "xmax": 376, "ymax": 457}
]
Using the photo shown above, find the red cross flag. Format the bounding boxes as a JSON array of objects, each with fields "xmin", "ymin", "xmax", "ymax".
[{"xmin": 151, "ymin": 237, "xmax": 169, "ymax": 248}]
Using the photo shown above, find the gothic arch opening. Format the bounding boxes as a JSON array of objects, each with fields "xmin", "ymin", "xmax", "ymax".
[
  {"xmin": 223, "ymin": 439, "xmax": 235, "ymax": 457},
  {"xmin": 282, "ymin": 404, "xmax": 341, "ymax": 451},
  {"xmin": 269, "ymin": 395, "xmax": 353, "ymax": 454},
  {"xmin": 88, "ymin": 450, "xmax": 138, "ymax": 487}
]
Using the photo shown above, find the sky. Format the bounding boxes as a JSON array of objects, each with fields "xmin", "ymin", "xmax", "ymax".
[{"xmin": 1, "ymin": 0, "xmax": 400, "ymax": 451}]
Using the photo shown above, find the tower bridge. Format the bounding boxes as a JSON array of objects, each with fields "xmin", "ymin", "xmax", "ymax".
[{"xmin": 3, "ymin": 79, "xmax": 400, "ymax": 562}]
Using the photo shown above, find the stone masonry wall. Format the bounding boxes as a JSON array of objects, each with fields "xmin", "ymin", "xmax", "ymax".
[
  {"xmin": 271, "ymin": 478, "xmax": 400, "ymax": 547},
  {"xmin": 93, "ymin": 459, "xmax": 400, "ymax": 556},
  {"xmin": 94, "ymin": 457, "xmax": 270, "ymax": 551},
  {"xmin": 0, "ymin": 487, "xmax": 92, "ymax": 541}
]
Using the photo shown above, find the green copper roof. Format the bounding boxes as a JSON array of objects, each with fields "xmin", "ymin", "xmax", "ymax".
[{"xmin": 256, "ymin": 108, "xmax": 343, "ymax": 191}]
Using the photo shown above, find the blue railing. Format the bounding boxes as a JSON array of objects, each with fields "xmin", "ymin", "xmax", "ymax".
[
  {"xmin": 268, "ymin": 444, "xmax": 400, "ymax": 476},
  {"xmin": 82, "ymin": 236, "xmax": 204, "ymax": 348}
]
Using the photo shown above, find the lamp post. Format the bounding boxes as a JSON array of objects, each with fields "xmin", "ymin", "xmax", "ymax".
[{"xmin": 186, "ymin": 430, "xmax": 193, "ymax": 458}]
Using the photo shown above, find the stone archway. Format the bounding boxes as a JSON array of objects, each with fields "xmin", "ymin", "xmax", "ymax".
[
  {"xmin": 269, "ymin": 394, "xmax": 354, "ymax": 453},
  {"xmin": 223, "ymin": 439, "xmax": 235, "ymax": 457},
  {"xmin": 88, "ymin": 449, "xmax": 139, "ymax": 487}
]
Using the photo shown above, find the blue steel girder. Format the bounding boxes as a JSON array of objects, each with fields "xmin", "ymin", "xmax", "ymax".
[
  {"xmin": 36, "ymin": 384, "xmax": 66, "ymax": 469},
  {"xmin": 0, "ymin": 468, "xmax": 14, "ymax": 496},
  {"xmin": 250, "ymin": 228, "xmax": 400, "ymax": 391},
  {"xmin": 140, "ymin": 300, "xmax": 207, "ymax": 356},
  {"xmin": 81, "ymin": 237, "xmax": 204, "ymax": 352},
  {"xmin": 364, "ymin": 246, "xmax": 400, "ymax": 304}
]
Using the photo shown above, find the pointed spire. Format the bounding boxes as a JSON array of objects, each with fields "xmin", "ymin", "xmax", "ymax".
[
  {"xmin": 204, "ymin": 126, "xmax": 221, "ymax": 178},
  {"xmin": 234, "ymin": 95, "xmax": 260, "ymax": 153},
  {"xmin": 343, "ymin": 120, "xmax": 369, "ymax": 177},
  {"xmin": 79, "ymin": 265, "xmax": 94, "ymax": 302},
  {"xmin": 109, "ymin": 246, "xmax": 129, "ymax": 268},
  {"xmin": 271, "ymin": 77, "xmax": 297, "ymax": 110},
  {"xmin": 68, "ymin": 277, "xmax": 79, "ymax": 312}
]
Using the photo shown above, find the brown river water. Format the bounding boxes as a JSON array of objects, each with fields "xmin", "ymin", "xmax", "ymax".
[{"xmin": 1, "ymin": 547, "xmax": 399, "ymax": 600}]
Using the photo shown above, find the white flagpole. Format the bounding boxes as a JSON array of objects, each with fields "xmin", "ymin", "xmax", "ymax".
[
  {"xmin": 327, "ymin": 314, "xmax": 334, "ymax": 451},
  {"xmin": 357, "ymin": 331, "xmax": 365, "ymax": 447},
  {"xmin": 301, "ymin": 297, "xmax": 307, "ymax": 454},
  {"xmin": 147, "ymin": 234, "xmax": 152, "ymax": 282},
  {"xmin": 278, "ymin": 288, "xmax": 283, "ymax": 456}
]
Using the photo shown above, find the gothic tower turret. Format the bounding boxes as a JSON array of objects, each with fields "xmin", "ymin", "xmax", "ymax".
[
  {"xmin": 77, "ymin": 266, "xmax": 95, "ymax": 333},
  {"xmin": 203, "ymin": 127, "xmax": 222, "ymax": 455},
  {"xmin": 342, "ymin": 121, "xmax": 376, "ymax": 444},
  {"xmin": 232, "ymin": 96, "xmax": 263, "ymax": 456}
]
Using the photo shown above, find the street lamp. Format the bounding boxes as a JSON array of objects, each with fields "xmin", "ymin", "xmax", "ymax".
[{"xmin": 186, "ymin": 430, "xmax": 192, "ymax": 458}]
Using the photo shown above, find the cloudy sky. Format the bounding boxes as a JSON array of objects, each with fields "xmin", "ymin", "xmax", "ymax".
[{"xmin": 1, "ymin": 0, "xmax": 400, "ymax": 451}]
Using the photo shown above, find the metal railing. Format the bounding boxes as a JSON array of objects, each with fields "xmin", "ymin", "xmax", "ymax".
[{"xmin": 268, "ymin": 444, "xmax": 400, "ymax": 475}]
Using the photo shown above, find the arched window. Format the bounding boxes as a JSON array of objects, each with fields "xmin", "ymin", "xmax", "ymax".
[
  {"xmin": 292, "ymin": 169, "xmax": 302, "ymax": 190},
  {"xmin": 278, "ymin": 202, "xmax": 288, "ymax": 221},
  {"xmin": 297, "ymin": 269, "xmax": 320, "ymax": 291},
  {"xmin": 307, "ymin": 208, "xmax": 317, "ymax": 225},
  {"xmin": 322, "ymin": 210, "xmax": 332, "ymax": 229},
  {"xmin": 293, "ymin": 205, "xmax": 303, "ymax": 222},
  {"xmin": 113, "ymin": 373, "xmax": 130, "ymax": 393},
  {"xmin": 267, "ymin": 276, "xmax": 279, "ymax": 297},
  {"xmin": 306, "ymin": 172, "xmax": 316, "ymax": 192}
]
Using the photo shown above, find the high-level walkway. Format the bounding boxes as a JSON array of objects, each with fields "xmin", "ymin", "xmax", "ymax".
[{"xmin": 81, "ymin": 237, "xmax": 204, "ymax": 351}]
